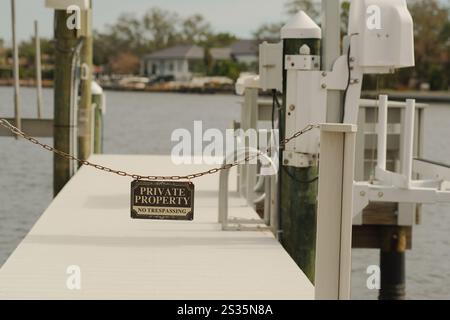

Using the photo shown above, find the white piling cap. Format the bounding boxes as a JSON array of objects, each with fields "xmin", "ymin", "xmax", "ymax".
[
  {"xmin": 91, "ymin": 80, "xmax": 103, "ymax": 95},
  {"xmin": 281, "ymin": 11, "xmax": 321, "ymax": 39}
]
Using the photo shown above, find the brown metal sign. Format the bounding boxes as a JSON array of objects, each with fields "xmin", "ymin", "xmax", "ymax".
[{"xmin": 131, "ymin": 180, "xmax": 194, "ymax": 220}]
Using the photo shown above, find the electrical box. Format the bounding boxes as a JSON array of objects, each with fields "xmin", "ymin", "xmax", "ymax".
[
  {"xmin": 259, "ymin": 42, "xmax": 283, "ymax": 92},
  {"xmin": 348, "ymin": 0, "xmax": 414, "ymax": 72},
  {"xmin": 45, "ymin": 0, "xmax": 89, "ymax": 10},
  {"xmin": 284, "ymin": 71, "xmax": 327, "ymax": 156}
]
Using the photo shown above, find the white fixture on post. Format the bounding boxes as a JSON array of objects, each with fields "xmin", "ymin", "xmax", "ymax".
[
  {"xmin": 281, "ymin": 11, "xmax": 324, "ymax": 162},
  {"xmin": 348, "ymin": 0, "xmax": 414, "ymax": 72},
  {"xmin": 259, "ymin": 0, "xmax": 415, "ymax": 167},
  {"xmin": 343, "ymin": 0, "xmax": 415, "ymax": 124}
]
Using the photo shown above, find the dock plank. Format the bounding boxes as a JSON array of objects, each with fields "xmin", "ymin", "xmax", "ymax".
[{"xmin": 0, "ymin": 155, "xmax": 313, "ymax": 299}]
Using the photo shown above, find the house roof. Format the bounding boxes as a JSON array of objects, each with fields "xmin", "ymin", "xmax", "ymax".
[
  {"xmin": 143, "ymin": 45, "xmax": 204, "ymax": 60},
  {"xmin": 230, "ymin": 40, "xmax": 259, "ymax": 56},
  {"xmin": 210, "ymin": 47, "xmax": 231, "ymax": 60}
]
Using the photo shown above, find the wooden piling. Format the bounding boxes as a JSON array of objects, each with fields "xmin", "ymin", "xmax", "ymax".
[
  {"xmin": 379, "ymin": 226, "xmax": 407, "ymax": 300},
  {"xmin": 53, "ymin": 10, "xmax": 79, "ymax": 196},
  {"xmin": 35, "ymin": 20, "xmax": 43, "ymax": 119},
  {"xmin": 11, "ymin": 0, "xmax": 21, "ymax": 134},
  {"xmin": 279, "ymin": 38, "xmax": 320, "ymax": 282},
  {"xmin": 78, "ymin": 2, "xmax": 94, "ymax": 161}
]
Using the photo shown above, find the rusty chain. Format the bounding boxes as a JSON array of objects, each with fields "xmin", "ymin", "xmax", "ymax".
[{"xmin": 0, "ymin": 118, "xmax": 319, "ymax": 181}]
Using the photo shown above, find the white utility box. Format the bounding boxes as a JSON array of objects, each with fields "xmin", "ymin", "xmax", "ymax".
[
  {"xmin": 259, "ymin": 42, "xmax": 283, "ymax": 92},
  {"xmin": 348, "ymin": 0, "xmax": 414, "ymax": 72}
]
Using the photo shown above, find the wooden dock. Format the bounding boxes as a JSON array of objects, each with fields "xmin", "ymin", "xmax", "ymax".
[{"xmin": 0, "ymin": 155, "xmax": 313, "ymax": 299}]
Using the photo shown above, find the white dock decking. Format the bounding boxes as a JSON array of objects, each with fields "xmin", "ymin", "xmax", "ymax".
[{"xmin": 0, "ymin": 155, "xmax": 313, "ymax": 299}]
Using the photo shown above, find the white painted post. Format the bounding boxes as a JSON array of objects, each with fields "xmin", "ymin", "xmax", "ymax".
[
  {"xmin": 315, "ymin": 123, "xmax": 357, "ymax": 300},
  {"xmin": 244, "ymin": 87, "xmax": 258, "ymax": 206},
  {"xmin": 402, "ymin": 100, "xmax": 415, "ymax": 188},
  {"xmin": 377, "ymin": 95, "xmax": 388, "ymax": 171},
  {"xmin": 322, "ymin": 0, "xmax": 343, "ymax": 123}
]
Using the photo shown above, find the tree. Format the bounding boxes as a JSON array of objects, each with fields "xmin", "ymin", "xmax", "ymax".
[
  {"xmin": 408, "ymin": 0, "xmax": 449, "ymax": 90},
  {"xmin": 93, "ymin": 7, "xmax": 230, "ymax": 74},
  {"xmin": 253, "ymin": 22, "xmax": 284, "ymax": 42},
  {"xmin": 202, "ymin": 32, "xmax": 237, "ymax": 48},
  {"xmin": 109, "ymin": 52, "xmax": 140, "ymax": 75},
  {"xmin": 181, "ymin": 14, "xmax": 212, "ymax": 44},
  {"xmin": 142, "ymin": 7, "xmax": 180, "ymax": 51},
  {"xmin": 285, "ymin": 0, "xmax": 320, "ymax": 21}
]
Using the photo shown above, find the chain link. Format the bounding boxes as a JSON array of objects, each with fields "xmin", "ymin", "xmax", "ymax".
[{"xmin": 0, "ymin": 118, "xmax": 319, "ymax": 181}]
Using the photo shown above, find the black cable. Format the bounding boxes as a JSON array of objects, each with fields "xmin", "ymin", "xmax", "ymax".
[
  {"xmin": 282, "ymin": 166, "xmax": 319, "ymax": 184},
  {"xmin": 271, "ymin": 90, "xmax": 318, "ymax": 185},
  {"xmin": 341, "ymin": 43, "xmax": 352, "ymax": 123}
]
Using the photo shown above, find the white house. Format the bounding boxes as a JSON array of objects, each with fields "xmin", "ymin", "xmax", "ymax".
[
  {"xmin": 141, "ymin": 45, "xmax": 204, "ymax": 82},
  {"xmin": 230, "ymin": 40, "xmax": 258, "ymax": 66}
]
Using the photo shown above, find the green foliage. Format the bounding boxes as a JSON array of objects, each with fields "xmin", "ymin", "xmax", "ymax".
[
  {"xmin": 376, "ymin": 0, "xmax": 450, "ymax": 91},
  {"xmin": 255, "ymin": 0, "xmax": 450, "ymax": 91},
  {"xmin": 285, "ymin": 0, "xmax": 320, "ymax": 21},
  {"xmin": 253, "ymin": 22, "xmax": 284, "ymax": 42},
  {"xmin": 209, "ymin": 60, "xmax": 244, "ymax": 81},
  {"xmin": 92, "ymin": 7, "xmax": 241, "ymax": 75}
]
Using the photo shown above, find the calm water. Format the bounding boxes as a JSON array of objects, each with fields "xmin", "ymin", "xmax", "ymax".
[{"xmin": 0, "ymin": 86, "xmax": 449, "ymax": 299}]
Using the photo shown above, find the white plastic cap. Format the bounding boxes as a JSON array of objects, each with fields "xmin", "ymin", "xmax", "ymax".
[
  {"xmin": 91, "ymin": 80, "xmax": 103, "ymax": 95},
  {"xmin": 281, "ymin": 11, "xmax": 321, "ymax": 39}
]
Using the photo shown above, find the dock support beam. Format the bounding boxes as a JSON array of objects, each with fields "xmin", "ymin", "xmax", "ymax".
[
  {"xmin": 315, "ymin": 124, "xmax": 357, "ymax": 300},
  {"xmin": 53, "ymin": 10, "xmax": 78, "ymax": 195},
  {"xmin": 279, "ymin": 36, "xmax": 320, "ymax": 282},
  {"xmin": 78, "ymin": 1, "xmax": 94, "ymax": 161},
  {"xmin": 11, "ymin": 0, "xmax": 21, "ymax": 134},
  {"xmin": 35, "ymin": 20, "xmax": 43, "ymax": 119},
  {"xmin": 379, "ymin": 226, "xmax": 407, "ymax": 300}
]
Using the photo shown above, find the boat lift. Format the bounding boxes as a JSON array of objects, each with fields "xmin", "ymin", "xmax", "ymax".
[{"xmin": 226, "ymin": 0, "xmax": 450, "ymax": 300}]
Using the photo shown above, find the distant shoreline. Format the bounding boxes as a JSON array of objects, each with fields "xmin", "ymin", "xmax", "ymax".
[
  {"xmin": 1, "ymin": 82, "xmax": 449, "ymax": 102},
  {"xmin": 0, "ymin": 79, "xmax": 234, "ymax": 94},
  {"xmin": 0, "ymin": 80, "xmax": 235, "ymax": 95}
]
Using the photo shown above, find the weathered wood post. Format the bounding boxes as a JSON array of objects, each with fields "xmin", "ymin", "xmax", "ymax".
[
  {"xmin": 53, "ymin": 9, "xmax": 79, "ymax": 195},
  {"xmin": 379, "ymin": 226, "xmax": 407, "ymax": 300},
  {"xmin": 78, "ymin": 0, "xmax": 94, "ymax": 160},
  {"xmin": 11, "ymin": 0, "xmax": 21, "ymax": 134},
  {"xmin": 279, "ymin": 14, "xmax": 321, "ymax": 282},
  {"xmin": 35, "ymin": 20, "xmax": 44, "ymax": 119}
]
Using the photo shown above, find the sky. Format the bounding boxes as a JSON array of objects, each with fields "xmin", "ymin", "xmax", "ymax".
[
  {"xmin": 0, "ymin": 0, "xmax": 288, "ymax": 44},
  {"xmin": 1, "ymin": 0, "xmax": 448, "ymax": 45}
]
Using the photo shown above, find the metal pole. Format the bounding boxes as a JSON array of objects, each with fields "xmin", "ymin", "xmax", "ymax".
[
  {"xmin": 35, "ymin": 20, "xmax": 43, "ymax": 119},
  {"xmin": 322, "ymin": 0, "xmax": 342, "ymax": 123},
  {"xmin": 11, "ymin": 0, "xmax": 21, "ymax": 133}
]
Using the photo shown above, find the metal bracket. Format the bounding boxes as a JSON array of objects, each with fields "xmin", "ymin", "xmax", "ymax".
[
  {"xmin": 282, "ymin": 151, "xmax": 315, "ymax": 168},
  {"xmin": 285, "ymin": 55, "xmax": 320, "ymax": 71}
]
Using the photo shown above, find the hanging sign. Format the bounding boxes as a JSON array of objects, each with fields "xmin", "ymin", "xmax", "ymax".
[{"xmin": 131, "ymin": 180, "xmax": 194, "ymax": 221}]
